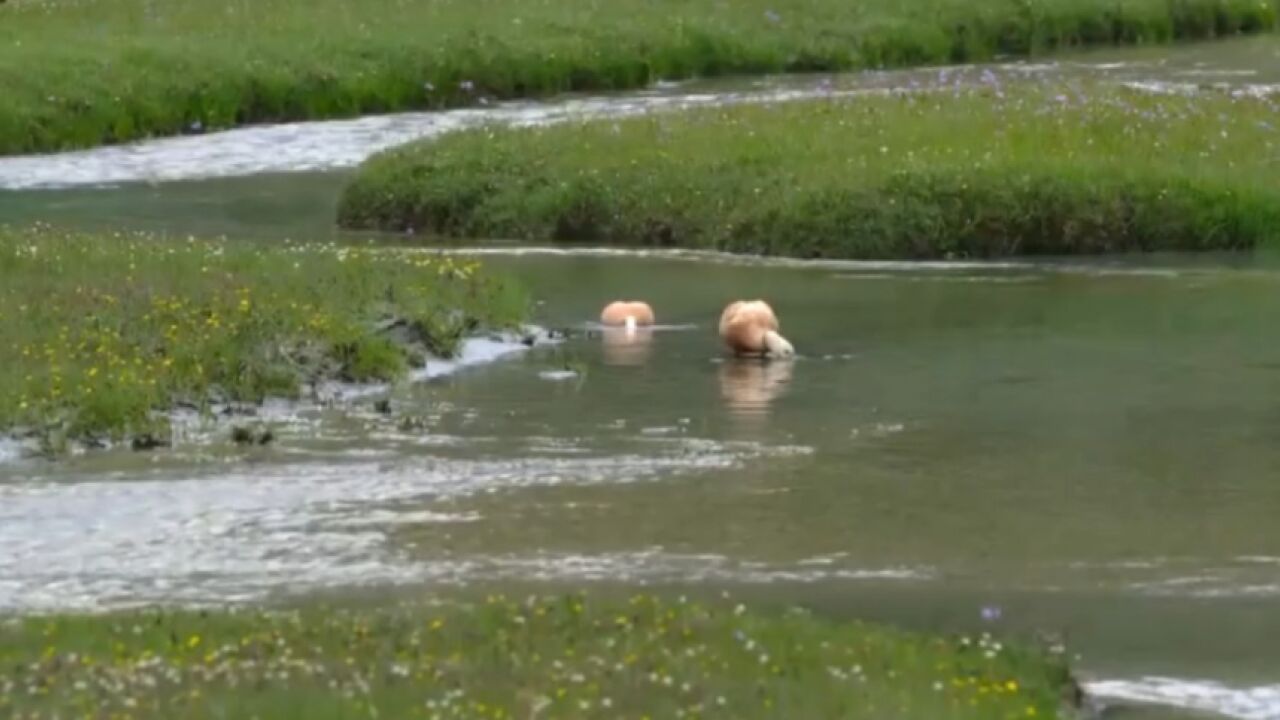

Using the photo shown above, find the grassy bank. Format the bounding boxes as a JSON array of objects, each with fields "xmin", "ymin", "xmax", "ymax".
[
  {"xmin": 0, "ymin": 0, "xmax": 1277, "ymax": 155},
  {"xmin": 339, "ymin": 83, "xmax": 1280, "ymax": 258},
  {"xmin": 0, "ymin": 226, "xmax": 525, "ymax": 451},
  {"xmin": 0, "ymin": 593, "xmax": 1077, "ymax": 719}
]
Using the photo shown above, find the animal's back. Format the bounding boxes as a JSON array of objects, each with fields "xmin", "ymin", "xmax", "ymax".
[
  {"xmin": 601, "ymin": 301, "xmax": 655, "ymax": 326},
  {"xmin": 719, "ymin": 300, "xmax": 779, "ymax": 335},
  {"xmin": 719, "ymin": 300, "xmax": 782, "ymax": 354}
]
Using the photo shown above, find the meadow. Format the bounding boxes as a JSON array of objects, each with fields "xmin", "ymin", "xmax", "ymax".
[
  {"xmin": 338, "ymin": 82, "xmax": 1280, "ymax": 258},
  {"xmin": 0, "ymin": 226, "xmax": 526, "ymax": 452},
  {"xmin": 0, "ymin": 0, "xmax": 1276, "ymax": 154},
  {"xmin": 0, "ymin": 593, "xmax": 1078, "ymax": 719}
]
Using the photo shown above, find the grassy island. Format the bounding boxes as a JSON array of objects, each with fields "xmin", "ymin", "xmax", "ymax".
[
  {"xmin": 0, "ymin": 0, "xmax": 1276, "ymax": 154},
  {"xmin": 338, "ymin": 83, "xmax": 1280, "ymax": 258},
  {"xmin": 0, "ymin": 226, "xmax": 525, "ymax": 451}
]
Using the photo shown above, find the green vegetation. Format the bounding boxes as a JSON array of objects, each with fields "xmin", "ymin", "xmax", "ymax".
[
  {"xmin": 0, "ymin": 593, "xmax": 1078, "ymax": 719},
  {"xmin": 339, "ymin": 83, "xmax": 1280, "ymax": 258},
  {"xmin": 0, "ymin": 226, "xmax": 525, "ymax": 451},
  {"xmin": 1, "ymin": 0, "xmax": 1277, "ymax": 155}
]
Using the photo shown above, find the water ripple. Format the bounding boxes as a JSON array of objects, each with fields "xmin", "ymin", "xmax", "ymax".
[
  {"xmin": 0, "ymin": 439, "xmax": 812, "ymax": 613},
  {"xmin": 1087, "ymin": 677, "xmax": 1280, "ymax": 720}
]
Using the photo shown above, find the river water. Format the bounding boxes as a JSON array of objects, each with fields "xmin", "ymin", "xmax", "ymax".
[{"xmin": 3, "ymin": 36, "xmax": 1280, "ymax": 720}]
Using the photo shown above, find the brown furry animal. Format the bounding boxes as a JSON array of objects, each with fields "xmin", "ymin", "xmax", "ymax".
[
  {"xmin": 718, "ymin": 300, "xmax": 794, "ymax": 357},
  {"xmin": 600, "ymin": 301, "xmax": 655, "ymax": 330}
]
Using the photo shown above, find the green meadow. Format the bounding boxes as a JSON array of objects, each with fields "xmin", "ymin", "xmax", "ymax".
[
  {"xmin": 0, "ymin": 0, "xmax": 1276, "ymax": 153},
  {"xmin": 0, "ymin": 593, "xmax": 1078, "ymax": 720},
  {"xmin": 339, "ymin": 83, "xmax": 1280, "ymax": 258}
]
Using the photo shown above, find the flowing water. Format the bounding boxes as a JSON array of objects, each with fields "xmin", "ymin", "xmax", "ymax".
[
  {"xmin": 3, "ymin": 36, "xmax": 1280, "ymax": 720},
  {"xmin": 1, "ymin": 36, "xmax": 1277, "ymax": 192}
]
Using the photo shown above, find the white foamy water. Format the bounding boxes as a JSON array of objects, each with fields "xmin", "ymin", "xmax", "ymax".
[
  {"xmin": 538, "ymin": 370, "xmax": 580, "ymax": 382},
  {"xmin": 0, "ymin": 438, "xmax": 22, "ymax": 464},
  {"xmin": 317, "ymin": 329, "xmax": 550, "ymax": 398},
  {"xmin": 1123, "ymin": 79, "xmax": 1280, "ymax": 98},
  {"xmin": 454, "ymin": 551, "xmax": 928, "ymax": 585},
  {"xmin": 419, "ymin": 333, "xmax": 542, "ymax": 380},
  {"xmin": 311, "ymin": 330, "xmax": 548, "ymax": 403},
  {"xmin": 0, "ymin": 85, "xmax": 898, "ymax": 190},
  {"xmin": 1131, "ymin": 577, "xmax": 1280, "ymax": 599},
  {"xmin": 1087, "ymin": 677, "xmax": 1280, "ymax": 720},
  {"xmin": 1065, "ymin": 556, "xmax": 1280, "ymax": 599},
  {"xmin": 0, "ymin": 438, "xmax": 816, "ymax": 612}
]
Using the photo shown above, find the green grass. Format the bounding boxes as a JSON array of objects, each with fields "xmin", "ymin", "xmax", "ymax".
[
  {"xmin": 0, "ymin": 0, "xmax": 1277, "ymax": 155},
  {"xmin": 0, "ymin": 593, "xmax": 1078, "ymax": 719},
  {"xmin": 338, "ymin": 82, "xmax": 1280, "ymax": 258},
  {"xmin": 0, "ymin": 226, "xmax": 526, "ymax": 451}
]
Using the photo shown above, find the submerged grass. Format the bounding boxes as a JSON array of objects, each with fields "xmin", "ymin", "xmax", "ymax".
[
  {"xmin": 0, "ymin": 226, "xmax": 526, "ymax": 451},
  {"xmin": 339, "ymin": 82, "xmax": 1280, "ymax": 258},
  {"xmin": 0, "ymin": 0, "xmax": 1277, "ymax": 154},
  {"xmin": 0, "ymin": 593, "xmax": 1078, "ymax": 719}
]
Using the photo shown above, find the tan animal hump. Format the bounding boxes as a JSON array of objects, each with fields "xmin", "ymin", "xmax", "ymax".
[
  {"xmin": 600, "ymin": 300, "xmax": 655, "ymax": 326},
  {"xmin": 718, "ymin": 300, "xmax": 781, "ymax": 355}
]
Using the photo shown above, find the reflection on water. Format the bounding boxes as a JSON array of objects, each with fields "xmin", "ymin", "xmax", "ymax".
[
  {"xmin": 718, "ymin": 358, "xmax": 794, "ymax": 423},
  {"xmin": 600, "ymin": 326, "xmax": 654, "ymax": 366}
]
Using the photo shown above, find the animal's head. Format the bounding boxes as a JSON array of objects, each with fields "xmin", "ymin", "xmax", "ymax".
[{"xmin": 763, "ymin": 330, "xmax": 795, "ymax": 358}]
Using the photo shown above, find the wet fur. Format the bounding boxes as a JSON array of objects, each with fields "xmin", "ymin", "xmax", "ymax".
[{"xmin": 718, "ymin": 300, "xmax": 793, "ymax": 357}]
